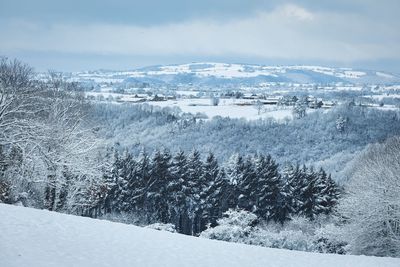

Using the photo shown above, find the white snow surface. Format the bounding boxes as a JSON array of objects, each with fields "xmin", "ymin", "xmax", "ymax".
[
  {"xmin": 67, "ymin": 63, "xmax": 392, "ymax": 81},
  {"xmin": 1, "ymin": 204, "xmax": 399, "ymax": 267},
  {"xmin": 84, "ymin": 93, "xmax": 297, "ymax": 121},
  {"xmin": 129, "ymin": 63, "xmax": 369, "ymax": 79},
  {"xmin": 136, "ymin": 63, "xmax": 370, "ymax": 79},
  {"xmin": 147, "ymin": 98, "xmax": 295, "ymax": 121}
]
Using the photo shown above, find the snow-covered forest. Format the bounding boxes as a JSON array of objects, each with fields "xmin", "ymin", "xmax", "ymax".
[
  {"xmin": 1, "ymin": 57, "xmax": 399, "ymax": 260},
  {"xmin": 90, "ymin": 101, "xmax": 400, "ymax": 180}
]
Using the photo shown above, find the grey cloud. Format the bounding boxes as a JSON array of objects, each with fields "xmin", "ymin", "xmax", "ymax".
[{"xmin": 0, "ymin": 1, "xmax": 399, "ymax": 71}]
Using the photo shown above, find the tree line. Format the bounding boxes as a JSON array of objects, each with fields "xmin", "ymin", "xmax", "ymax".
[{"xmin": 77, "ymin": 148, "xmax": 340, "ymax": 235}]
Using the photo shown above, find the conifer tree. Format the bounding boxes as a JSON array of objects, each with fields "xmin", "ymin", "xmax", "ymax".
[
  {"xmin": 136, "ymin": 149, "xmax": 151, "ymax": 212},
  {"xmin": 110, "ymin": 150, "xmax": 131, "ymax": 212},
  {"xmin": 208, "ymin": 167, "xmax": 231, "ymax": 226},
  {"xmin": 200, "ymin": 152, "xmax": 220, "ymax": 230},
  {"xmin": 223, "ymin": 153, "xmax": 244, "ymax": 212},
  {"xmin": 326, "ymin": 173, "xmax": 340, "ymax": 211},
  {"xmin": 317, "ymin": 168, "xmax": 340, "ymax": 214},
  {"xmin": 299, "ymin": 166, "xmax": 324, "ymax": 219},
  {"xmin": 148, "ymin": 149, "xmax": 172, "ymax": 222},
  {"xmin": 169, "ymin": 150, "xmax": 188, "ymax": 232},
  {"xmin": 123, "ymin": 153, "xmax": 144, "ymax": 213},
  {"xmin": 238, "ymin": 155, "xmax": 257, "ymax": 211},
  {"xmin": 254, "ymin": 154, "xmax": 281, "ymax": 221},
  {"xmin": 225, "ymin": 153, "xmax": 244, "ymax": 186},
  {"xmin": 275, "ymin": 177, "xmax": 294, "ymax": 224},
  {"xmin": 117, "ymin": 150, "xmax": 136, "ymax": 212},
  {"xmin": 103, "ymin": 149, "xmax": 123, "ymax": 213},
  {"xmin": 185, "ymin": 149, "xmax": 204, "ymax": 235},
  {"xmin": 284, "ymin": 163, "xmax": 304, "ymax": 213}
]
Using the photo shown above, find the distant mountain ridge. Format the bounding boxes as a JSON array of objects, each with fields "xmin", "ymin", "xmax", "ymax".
[{"xmin": 72, "ymin": 62, "xmax": 400, "ymax": 85}]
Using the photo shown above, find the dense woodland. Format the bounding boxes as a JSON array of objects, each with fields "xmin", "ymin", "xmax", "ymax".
[
  {"xmin": 0, "ymin": 58, "xmax": 399, "ymax": 257},
  {"xmin": 90, "ymin": 100, "xmax": 400, "ymax": 181},
  {"xmin": 79, "ymin": 149, "xmax": 339, "ymax": 235}
]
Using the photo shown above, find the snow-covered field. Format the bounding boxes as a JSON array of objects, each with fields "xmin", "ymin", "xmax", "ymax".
[
  {"xmin": 86, "ymin": 92, "xmax": 297, "ymax": 121},
  {"xmin": 366, "ymin": 94, "xmax": 400, "ymax": 100},
  {"xmin": 148, "ymin": 98, "xmax": 296, "ymax": 120},
  {"xmin": 1, "ymin": 204, "xmax": 399, "ymax": 267},
  {"xmin": 86, "ymin": 90, "xmax": 400, "ymax": 121}
]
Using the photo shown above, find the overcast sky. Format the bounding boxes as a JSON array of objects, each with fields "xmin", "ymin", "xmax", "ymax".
[{"xmin": 0, "ymin": 0, "xmax": 399, "ymax": 72}]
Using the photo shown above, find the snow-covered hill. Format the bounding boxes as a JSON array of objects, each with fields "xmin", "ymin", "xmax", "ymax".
[
  {"xmin": 69, "ymin": 62, "xmax": 400, "ymax": 86},
  {"xmin": 1, "ymin": 204, "xmax": 399, "ymax": 267}
]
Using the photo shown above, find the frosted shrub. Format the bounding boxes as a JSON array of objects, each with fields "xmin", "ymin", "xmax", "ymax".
[
  {"xmin": 282, "ymin": 216, "xmax": 347, "ymax": 253},
  {"xmin": 201, "ymin": 210, "xmax": 347, "ymax": 253},
  {"xmin": 249, "ymin": 229, "xmax": 315, "ymax": 251},
  {"xmin": 282, "ymin": 216, "xmax": 317, "ymax": 234},
  {"xmin": 201, "ymin": 224, "xmax": 253, "ymax": 244},
  {"xmin": 201, "ymin": 209, "xmax": 317, "ymax": 252},
  {"xmin": 314, "ymin": 224, "xmax": 348, "ymax": 254},
  {"xmin": 200, "ymin": 209, "xmax": 258, "ymax": 244},
  {"xmin": 217, "ymin": 209, "xmax": 258, "ymax": 228}
]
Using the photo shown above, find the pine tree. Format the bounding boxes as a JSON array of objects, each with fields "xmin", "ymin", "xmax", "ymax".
[
  {"xmin": 117, "ymin": 150, "xmax": 137, "ymax": 212},
  {"xmin": 238, "ymin": 155, "xmax": 257, "ymax": 212},
  {"xmin": 124, "ymin": 152, "xmax": 146, "ymax": 213},
  {"xmin": 317, "ymin": 169, "xmax": 340, "ymax": 214},
  {"xmin": 326, "ymin": 174, "xmax": 340, "ymax": 211},
  {"xmin": 284, "ymin": 163, "xmax": 304, "ymax": 214},
  {"xmin": 254, "ymin": 154, "xmax": 281, "ymax": 221},
  {"xmin": 148, "ymin": 149, "xmax": 172, "ymax": 222},
  {"xmin": 225, "ymin": 153, "xmax": 244, "ymax": 186},
  {"xmin": 100, "ymin": 162, "xmax": 117, "ymax": 215},
  {"xmin": 185, "ymin": 149, "xmax": 204, "ymax": 235},
  {"xmin": 222, "ymin": 153, "xmax": 245, "ymax": 213},
  {"xmin": 111, "ymin": 149, "xmax": 131, "ymax": 212},
  {"xmin": 99, "ymin": 149, "xmax": 122, "ymax": 214},
  {"xmin": 203, "ymin": 153, "xmax": 219, "ymax": 189},
  {"xmin": 208, "ymin": 167, "xmax": 231, "ymax": 226},
  {"xmin": 88, "ymin": 147, "xmax": 118, "ymax": 216},
  {"xmin": 200, "ymin": 152, "xmax": 220, "ymax": 231},
  {"xmin": 298, "ymin": 166, "xmax": 324, "ymax": 219},
  {"xmin": 136, "ymin": 149, "xmax": 151, "ymax": 213},
  {"xmin": 275, "ymin": 177, "xmax": 294, "ymax": 224},
  {"xmin": 169, "ymin": 150, "xmax": 188, "ymax": 232}
]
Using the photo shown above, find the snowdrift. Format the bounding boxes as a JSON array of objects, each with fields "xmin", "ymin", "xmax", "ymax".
[{"xmin": 1, "ymin": 204, "xmax": 399, "ymax": 267}]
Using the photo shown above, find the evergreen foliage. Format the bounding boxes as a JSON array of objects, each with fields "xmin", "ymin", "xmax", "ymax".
[{"xmin": 88, "ymin": 149, "xmax": 340, "ymax": 235}]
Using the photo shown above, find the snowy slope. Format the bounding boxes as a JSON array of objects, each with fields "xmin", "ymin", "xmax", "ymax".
[
  {"xmin": 1, "ymin": 204, "xmax": 399, "ymax": 267},
  {"xmin": 67, "ymin": 63, "xmax": 400, "ymax": 86},
  {"xmin": 133, "ymin": 62, "xmax": 399, "ymax": 82}
]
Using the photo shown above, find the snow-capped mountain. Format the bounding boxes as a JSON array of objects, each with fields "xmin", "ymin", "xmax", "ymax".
[{"xmin": 69, "ymin": 62, "xmax": 400, "ymax": 86}]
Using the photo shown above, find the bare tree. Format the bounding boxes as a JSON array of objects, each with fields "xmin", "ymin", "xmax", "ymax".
[
  {"xmin": 0, "ymin": 58, "xmax": 38, "ymax": 149},
  {"xmin": 31, "ymin": 74, "xmax": 100, "ymax": 211},
  {"xmin": 338, "ymin": 136, "xmax": 400, "ymax": 257},
  {"xmin": 0, "ymin": 58, "xmax": 100, "ymax": 211},
  {"xmin": 255, "ymin": 100, "xmax": 263, "ymax": 115}
]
